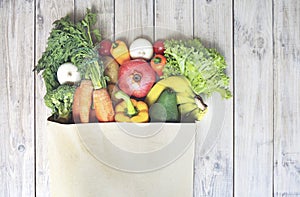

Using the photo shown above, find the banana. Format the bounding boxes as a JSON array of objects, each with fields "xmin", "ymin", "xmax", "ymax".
[
  {"xmin": 178, "ymin": 103, "xmax": 198, "ymax": 115},
  {"xmin": 181, "ymin": 108, "xmax": 208, "ymax": 122},
  {"xmin": 176, "ymin": 92, "xmax": 195, "ymax": 105},
  {"xmin": 145, "ymin": 76, "xmax": 194, "ymax": 106},
  {"xmin": 157, "ymin": 76, "xmax": 194, "ymax": 95},
  {"xmin": 145, "ymin": 83, "xmax": 166, "ymax": 106},
  {"xmin": 193, "ymin": 108, "xmax": 208, "ymax": 120},
  {"xmin": 178, "ymin": 97, "xmax": 208, "ymax": 121},
  {"xmin": 145, "ymin": 75, "xmax": 208, "ymax": 122}
]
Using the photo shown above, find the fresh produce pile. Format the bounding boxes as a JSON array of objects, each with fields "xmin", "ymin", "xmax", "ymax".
[{"xmin": 34, "ymin": 9, "xmax": 232, "ymax": 124}]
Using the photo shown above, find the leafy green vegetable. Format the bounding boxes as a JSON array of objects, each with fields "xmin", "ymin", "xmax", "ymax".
[
  {"xmin": 34, "ymin": 9, "xmax": 105, "ymax": 122},
  {"xmin": 34, "ymin": 8, "xmax": 101, "ymax": 92},
  {"xmin": 44, "ymin": 85, "xmax": 76, "ymax": 123},
  {"xmin": 163, "ymin": 38, "xmax": 232, "ymax": 99},
  {"xmin": 87, "ymin": 59, "xmax": 107, "ymax": 89}
]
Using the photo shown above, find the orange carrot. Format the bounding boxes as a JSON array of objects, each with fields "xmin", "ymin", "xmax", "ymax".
[
  {"xmin": 89, "ymin": 108, "xmax": 98, "ymax": 123},
  {"xmin": 86, "ymin": 55, "xmax": 115, "ymax": 122},
  {"xmin": 93, "ymin": 88, "xmax": 115, "ymax": 122},
  {"xmin": 72, "ymin": 86, "xmax": 81, "ymax": 123},
  {"xmin": 79, "ymin": 80, "xmax": 94, "ymax": 123}
]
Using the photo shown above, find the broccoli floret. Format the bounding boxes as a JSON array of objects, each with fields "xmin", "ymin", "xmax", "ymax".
[{"xmin": 44, "ymin": 85, "xmax": 76, "ymax": 123}]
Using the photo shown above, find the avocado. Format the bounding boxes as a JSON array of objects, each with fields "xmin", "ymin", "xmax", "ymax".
[{"xmin": 149, "ymin": 88, "xmax": 179, "ymax": 122}]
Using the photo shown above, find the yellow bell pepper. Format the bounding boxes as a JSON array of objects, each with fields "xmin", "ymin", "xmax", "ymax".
[
  {"xmin": 114, "ymin": 91, "xmax": 149, "ymax": 123},
  {"xmin": 110, "ymin": 40, "xmax": 131, "ymax": 65}
]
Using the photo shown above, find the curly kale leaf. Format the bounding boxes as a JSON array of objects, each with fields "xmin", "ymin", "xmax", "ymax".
[
  {"xmin": 34, "ymin": 9, "xmax": 101, "ymax": 92},
  {"xmin": 163, "ymin": 38, "xmax": 232, "ymax": 99}
]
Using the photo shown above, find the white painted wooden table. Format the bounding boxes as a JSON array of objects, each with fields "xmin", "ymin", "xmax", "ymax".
[{"xmin": 1, "ymin": 0, "xmax": 299, "ymax": 196}]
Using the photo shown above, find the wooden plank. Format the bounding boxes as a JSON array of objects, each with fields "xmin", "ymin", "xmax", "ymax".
[
  {"xmin": 35, "ymin": 1, "xmax": 74, "ymax": 196},
  {"xmin": 193, "ymin": 0, "xmax": 233, "ymax": 196},
  {"xmin": 155, "ymin": 0, "xmax": 207, "ymax": 196},
  {"xmin": 155, "ymin": 0, "xmax": 193, "ymax": 40},
  {"xmin": 74, "ymin": 0, "xmax": 114, "ymax": 40},
  {"xmin": 114, "ymin": 0, "xmax": 154, "ymax": 44},
  {"xmin": 234, "ymin": 0, "xmax": 273, "ymax": 196},
  {"xmin": 0, "ymin": 0, "xmax": 35, "ymax": 196},
  {"xmin": 274, "ymin": 0, "xmax": 300, "ymax": 196}
]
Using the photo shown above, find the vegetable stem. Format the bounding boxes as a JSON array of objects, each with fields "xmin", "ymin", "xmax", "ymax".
[
  {"xmin": 86, "ymin": 22, "xmax": 93, "ymax": 46},
  {"xmin": 153, "ymin": 57, "xmax": 162, "ymax": 64},
  {"xmin": 112, "ymin": 42, "xmax": 119, "ymax": 49},
  {"xmin": 115, "ymin": 91, "xmax": 137, "ymax": 116},
  {"xmin": 88, "ymin": 61, "xmax": 106, "ymax": 90}
]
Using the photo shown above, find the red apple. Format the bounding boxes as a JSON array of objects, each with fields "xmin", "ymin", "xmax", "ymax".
[{"xmin": 99, "ymin": 39, "xmax": 112, "ymax": 56}]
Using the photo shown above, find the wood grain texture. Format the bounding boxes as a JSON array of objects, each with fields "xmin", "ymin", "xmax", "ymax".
[
  {"xmin": 234, "ymin": 0, "xmax": 273, "ymax": 196},
  {"xmin": 75, "ymin": 0, "xmax": 114, "ymax": 40},
  {"xmin": 35, "ymin": 1, "xmax": 74, "ymax": 196},
  {"xmin": 0, "ymin": 0, "xmax": 35, "ymax": 196},
  {"xmin": 274, "ymin": 0, "xmax": 300, "ymax": 196},
  {"xmin": 193, "ymin": 0, "xmax": 233, "ymax": 196},
  {"xmin": 155, "ymin": 2, "xmax": 212, "ymax": 196},
  {"xmin": 1, "ymin": 0, "xmax": 300, "ymax": 196},
  {"xmin": 155, "ymin": 0, "xmax": 193, "ymax": 40},
  {"xmin": 114, "ymin": 0, "xmax": 154, "ymax": 44}
]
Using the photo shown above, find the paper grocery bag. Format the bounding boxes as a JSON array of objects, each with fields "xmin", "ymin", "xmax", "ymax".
[{"xmin": 47, "ymin": 121, "xmax": 196, "ymax": 197}]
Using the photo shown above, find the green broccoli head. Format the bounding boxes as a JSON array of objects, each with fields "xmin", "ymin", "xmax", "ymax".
[{"xmin": 44, "ymin": 85, "xmax": 76, "ymax": 123}]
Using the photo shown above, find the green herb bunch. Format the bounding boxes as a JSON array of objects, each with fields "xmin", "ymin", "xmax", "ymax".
[
  {"xmin": 35, "ymin": 8, "xmax": 101, "ymax": 92},
  {"xmin": 35, "ymin": 9, "xmax": 102, "ymax": 122}
]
